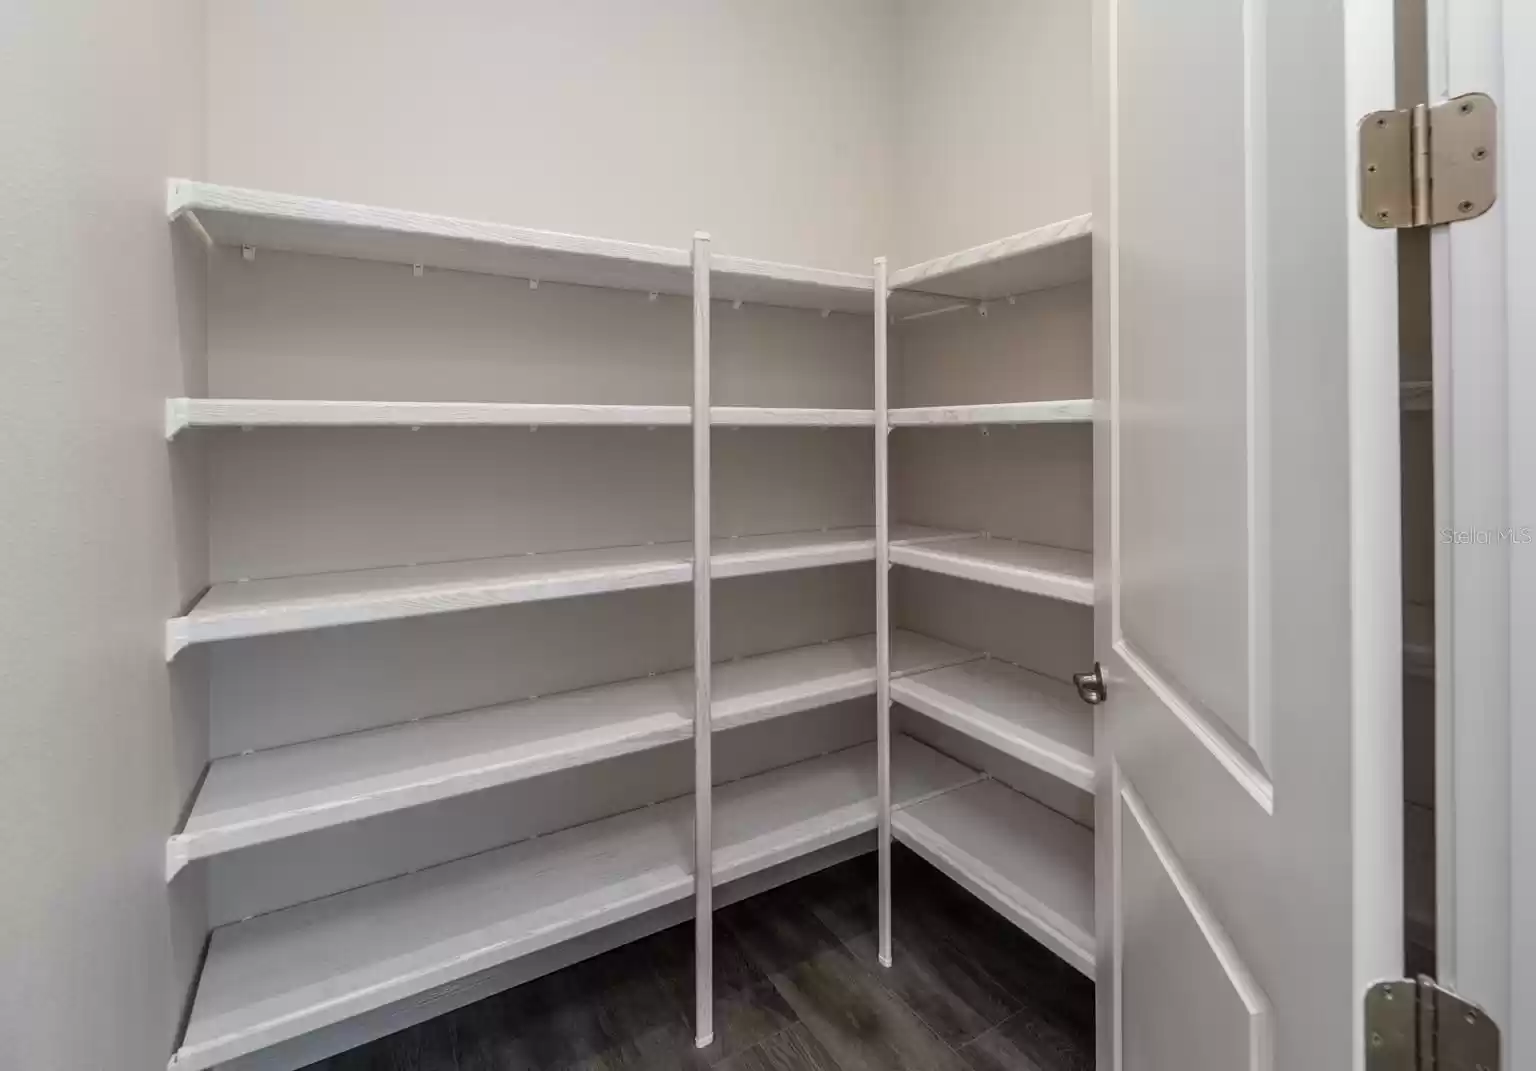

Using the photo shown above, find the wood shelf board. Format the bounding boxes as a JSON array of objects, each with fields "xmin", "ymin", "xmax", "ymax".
[
  {"xmin": 171, "ymin": 736, "xmax": 972, "ymax": 1070},
  {"xmin": 170, "ymin": 529, "xmax": 955, "ymax": 656},
  {"xmin": 892, "ymin": 657, "xmax": 1095, "ymax": 791},
  {"xmin": 167, "ymin": 399, "xmax": 878, "ymax": 434},
  {"xmin": 170, "ymin": 632, "xmax": 977, "ymax": 874},
  {"xmin": 169, "ymin": 180, "xmax": 693, "ymax": 298},
  {"xmin": 888, "ymin": 399, "xmax": 1093, "ymax": 427},
  {"xmin": 167, "ymin": 398, "xmax": 690, "ymax": 435},
  {"xmin": 712, "ymin": 629, "xmax": 979, "ymax": 732},
  {"xmin": 169, "ymin": 181, "xmax": 877, "ymax": 312},
  {"xmin": 893, "ymin": 778, "xmax": 1096, "ymax": 978},
  {"xmin": 712, "ymin": 736, "xmax": 980, "ymax": 886},
  {"xmin": 167, "ymin": 544, "xmax": 696, "ymax": 657},
  {"xmin": 887, "ymin": 214, "xmax": 1093, "ymax": 302},
  {"xmin": 889, "ymin": 532, "xmax": 1094, "ymax": 604},
  {"xmin": 711, "ymin": 406, "xmax": 875, "ymax": 427},
  {"xmin": 711, "ymin": 253, "xmax": 874, "ymax": 314}
]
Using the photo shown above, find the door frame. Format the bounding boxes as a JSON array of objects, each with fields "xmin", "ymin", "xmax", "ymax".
[{"xmin": 1427, "ymin": 1, "xmax": 1519, "ymax": 1064}]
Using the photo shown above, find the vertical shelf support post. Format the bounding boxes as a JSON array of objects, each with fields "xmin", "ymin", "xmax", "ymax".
[
  {"xmin": 691, "ymin": 232, "xmax": 715, "ymax": 1049},
  {"xmin": 874, "ymin": 256, "xmax": 894, "ymax": 968}
]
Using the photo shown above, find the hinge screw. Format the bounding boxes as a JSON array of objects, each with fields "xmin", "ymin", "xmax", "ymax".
[
  {"xmin": 1460, "ymin": 100, "xmax": 1475, "ymax": 114},
  {"xmin": 1473, "ymin": 147, "xmax": 1488, "ymax": 160},
  {"xmin": 1376, "ymin": 117, "xmax": 1388, "ymax": 127},
  {"xmin": 1367, "ymin": 163, "xmax": 1378, "ymax": 173},
  {"xmin": 1370, "ymin": 1032, "xmax": 1384, "ymax": 1049},
  {"xmin": 1458, "ymin": 200, "xmax": 1475, "ymax": 214},
  {"xmin": 1377, "ymin": 210, "xmax": 1391, "ymax": 222}
]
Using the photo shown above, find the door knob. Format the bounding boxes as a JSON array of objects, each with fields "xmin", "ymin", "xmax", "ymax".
[{"xmin": 1073, "ymin": 662, "xmax": 1107, "ymax": 705}]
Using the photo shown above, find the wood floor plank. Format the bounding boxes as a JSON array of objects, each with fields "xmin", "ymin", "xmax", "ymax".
[
  {"xmin": 959, "ymin": 1008, "xmax": 1093, "ymax": 1071},
  {"xmin": 311, "ymin": 1014, "xmax": 458, "ymax": 1071},
  {"xmin": 452, "ymin": 940, "xmax": 708, "ymax": 1071},
  {"xmin": 300, "ymin": 849, "xmax": 1094, "ymax": 1071},
  {"xmin": 806, "ymin": 853, "xmax": 1019, "ymax": 1047},
  {"xmin": 714, "ymin": 1024, "xmax": 844, "ymax": 1071},
  {"xmin": 722, "ymin": 892, "xmax": 970, "ymax": 1071},
  {"xmin": 643, "ymin": 919, "xmax": 797, "ymax": 1065}
]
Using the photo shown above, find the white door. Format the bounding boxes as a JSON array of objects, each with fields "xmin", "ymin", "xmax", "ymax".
[{"xmin": 1090, "ymin": 0, "xmax": 1404, "ymax": 1067}]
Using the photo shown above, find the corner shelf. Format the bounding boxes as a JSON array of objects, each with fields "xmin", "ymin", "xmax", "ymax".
[
  {"xmin": 169, "ymin": 735, "xmax": 976, "ymax": 1071},
  {"xmin": 168, "ymin": 630, "xmax": 977, "ymax": 876},
  {"xmin": 889, "ymin": 530, "xmax": 1094, "ymax": 605},
  {"xmin": 711, "ymin": 253, "xmax": 874, "ymax": 314},
  {"xmin": 170, "ymin": 180, "xmax": 877, "ymax": 313},
  {"xmin": 167, "ymin": 527, "xmax": 965, "ymax": 656},
  {"xmin": 888, "ymin": 399, "xmax": 1092, "ymax": 426},
  {"xmin": 893, "ymin": 777, "xmax": 1096, "ymax": 978},
  {"xmin": 891, "ymin": 654, "xmax": 1094, "ymax": 791},
  {"xmin": 887, "ymin": 214, "xmax": 1093, "ymax": 302}
]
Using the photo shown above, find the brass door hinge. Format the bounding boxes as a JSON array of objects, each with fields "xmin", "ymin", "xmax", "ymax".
[
  {"xmin": 1365, "ymin": 977, "xmax": 1500, "ymax": 1070},
  {"xmin": 1359, "ymin": 93, "xmax": 1497, "ymax": 228}
]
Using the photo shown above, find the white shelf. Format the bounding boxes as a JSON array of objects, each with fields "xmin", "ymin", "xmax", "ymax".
[
  {"xmin": 889, "ymin": 532, "xmax": 1094, "ymax": 604},
  {"xmin": 893, "ymin": 778, "xmax": 1096, "ymax": 978},
  {"xmin": 712, "ymin": 253, "xmax": 874, "ymax": 314},
  {"xmin": 168, "ymin": 529, "xmax": 964, "ymax": 657},
  {"xmin": 167, "ymin": 630, "xmax": 976, "ymax": 875},
  {"xmin": 168, "ymin": 180, "xmax": 877, "ymax": 313},
  {"xmin": 710, "ymin": 524, "xmax": 963, "ymax": 580},
  {"xmin": 166, "ymin": 398, "xmax": 690, "ymax": 435},
  {"xmin": 167, "ymin": 544, "xmax": 695, "ymax": 658},
  {"xmin": 168, "ymin": 180, "xmax": 692, "ymax": 298},
  {"xmin": 888, "ymin": 400, "xmax": 1093, "ymax": 426},
  {"xmin": 169, "ymin": 735, "xmax": 975, "ymax": 1071},
  {"xmin": 887, "ymin": 214, "xmax": 1093, "ymax": 301},
  {"xmin": 166, "ymin": 399, "xmax": 879, "ymax": 434},
  {"xmin": 711, "ymin": 406, "xmax": 875, "ymax": 427},
  {"xmin": 713, "ymin": 629, "xmax": 978, "ymax": 732},
  {"xmin": 166, "ymin": 679, "xmax": 693, "ymax": 879},
  {"xmin": 165, "ymin": 399, "xmax": 880, "ymax": 434},
  {"xmin": 892, "ymin": 656, "xmax": 1094, "ymax": 791}
]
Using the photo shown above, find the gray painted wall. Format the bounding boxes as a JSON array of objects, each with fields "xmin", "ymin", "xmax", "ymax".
[{"xmin": 0, "ymin": 2, "xmax": 209, "ymax": 1069}]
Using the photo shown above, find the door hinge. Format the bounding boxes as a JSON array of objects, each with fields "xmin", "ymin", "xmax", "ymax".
[
  {"xmin": 1365, "ymin": 977, "xmax": 1500, "ymax": 1071},
  {"xmin": 1359, "ymin": 93, "xmax": 1497, "ymax": 229}
]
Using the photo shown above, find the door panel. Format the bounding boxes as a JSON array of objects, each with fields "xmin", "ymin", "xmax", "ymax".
[
  {"xmin": 1120, "ymin": 778, "xmax": 1270, "ymax": 1071},
  {"xmin": 1092, "ymin": 0, "xmax": 1404, "ymax": 1065},
  {"xmin": 1117, "ymin": 0, "xmax": 1256, "ymax": 755}
]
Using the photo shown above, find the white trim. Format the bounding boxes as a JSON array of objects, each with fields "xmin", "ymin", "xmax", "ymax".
[
  {"xmin": 690, "ymin": 233, "xmax": 713, "ymax": 1049},
  {"xmin": 1429, "ymin": 0, "xmax": 1512, "ymax": 1041},
  {"xmin": 873, "ymin": 256, "xmax": 894, "ymax": 969}
]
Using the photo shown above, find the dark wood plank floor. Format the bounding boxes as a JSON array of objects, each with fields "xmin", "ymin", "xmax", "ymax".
[{"xmin": 305, "ymin": 846, "xmax": 1095, "ymax": 1071}]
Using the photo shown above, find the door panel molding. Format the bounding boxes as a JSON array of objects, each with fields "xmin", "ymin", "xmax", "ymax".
[
  {"xmin": 1116, "ymin": 641, "xmax": 1274, "ymax": 812},
  {"xmin": 1120, "ymin": 778, "xmax": 1273, "ymax": 1071}
]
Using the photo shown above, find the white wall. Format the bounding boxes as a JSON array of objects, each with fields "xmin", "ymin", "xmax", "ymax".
[
  {"xmin": 0, "ymin": 2, "xmax": 208, "ymax": 1069},
  {"xmin": 206, "ymin": 0, "xmax": 896, "ymax": 273},
  {"xmin": 889, "ymin": 0, "xmax": 1092, "ymax": 266}
]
